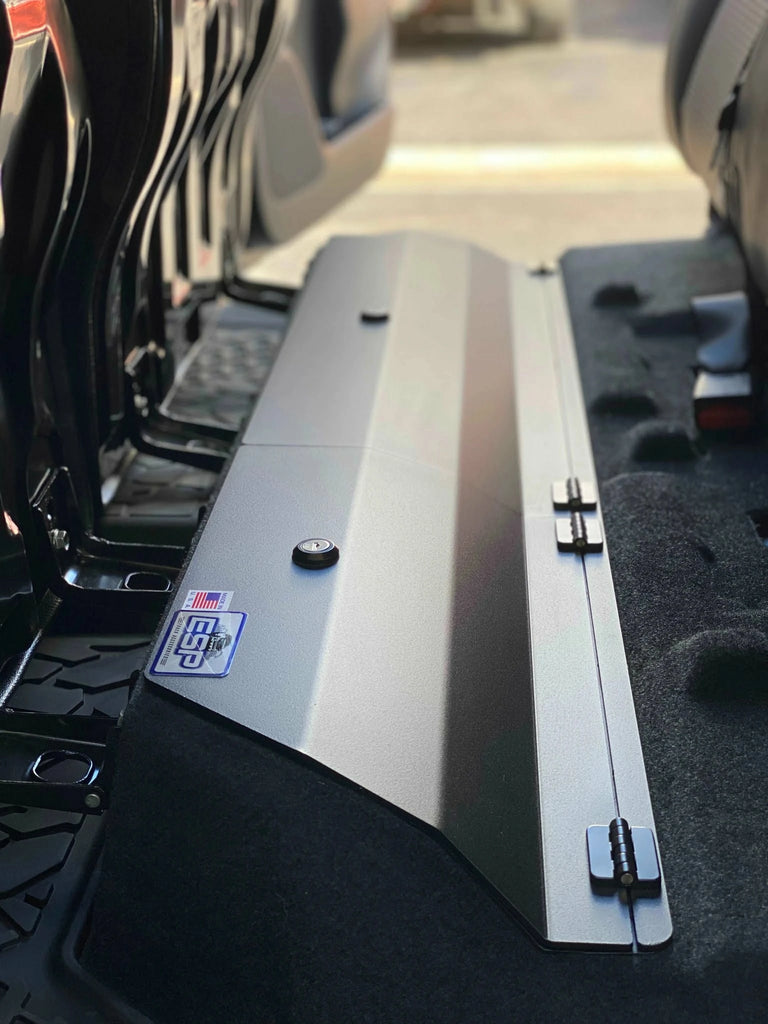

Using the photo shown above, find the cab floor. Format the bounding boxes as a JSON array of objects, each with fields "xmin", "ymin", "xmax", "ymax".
[{"xmin": 0, "ymin": 298, "xmax": 286, "ymax": 1024}]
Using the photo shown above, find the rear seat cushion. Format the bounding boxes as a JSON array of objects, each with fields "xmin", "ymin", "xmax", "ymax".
[
  {"xmin": 665, "ymin": 0, "xmax": 768, "ymax": 208},
  {"xmin": 664, "ymin": 0, "xmax": 722, "ymax": 151},
  {"xmin": 729, "ymin": 22, "xmax": 768, "ymax": 296}
]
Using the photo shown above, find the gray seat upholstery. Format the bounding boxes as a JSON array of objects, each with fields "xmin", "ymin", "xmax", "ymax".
[
  {"xmin": 664, "ymin": 0, "xmax": 768, "ymax": 209},
  {"xmin": 664, "ymin": 0, "xmax": 722, "ymax": 151},
  {"xmin": 726, "ymin": 21, "xmax": 768, "ymax": 295}
]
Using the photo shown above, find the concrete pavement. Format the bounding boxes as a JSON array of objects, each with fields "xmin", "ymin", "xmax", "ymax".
[{"xmin": 255, "ymin": 0, "xmax": 709, "ymax": 285}]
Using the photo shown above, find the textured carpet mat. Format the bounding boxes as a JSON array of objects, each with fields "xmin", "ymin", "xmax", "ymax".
[{"xmin": 560, "ymin": 232, "xmax": 768, "ymax": 1019}]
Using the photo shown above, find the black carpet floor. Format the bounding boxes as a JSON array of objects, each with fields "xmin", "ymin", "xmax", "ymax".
[
  {"xmin": 84, "ymin": 233, "xmax": 768, "ymax": 1023},
  {"xmin": 560, "ymin": 232, "xmax": 768, "ymax": 1019}
]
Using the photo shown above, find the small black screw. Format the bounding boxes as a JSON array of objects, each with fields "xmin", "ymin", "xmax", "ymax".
[{"xmin": 292, "ymin": 538, "xmax": 339, "ymax": 570}]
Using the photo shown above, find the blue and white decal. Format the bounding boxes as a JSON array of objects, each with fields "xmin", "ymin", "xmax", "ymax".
[{"xmin": 151, "ymin": 610, "xmax": 247, "ymax": 677}]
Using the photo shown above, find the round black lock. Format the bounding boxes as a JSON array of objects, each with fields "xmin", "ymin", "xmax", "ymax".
[{"xmin": 292, "ymin": 538, "xmax": 339, "ymax": 570}]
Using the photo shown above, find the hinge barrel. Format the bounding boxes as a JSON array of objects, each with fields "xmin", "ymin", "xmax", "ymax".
[{"xmin": 609, "ymin": 817, "xmax": 638, "ymax": 887}]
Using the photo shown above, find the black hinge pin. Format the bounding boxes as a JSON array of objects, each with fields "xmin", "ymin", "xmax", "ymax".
[{"xmin": 609, "ymin": 817, "xmax": 638, "ymax": 888}]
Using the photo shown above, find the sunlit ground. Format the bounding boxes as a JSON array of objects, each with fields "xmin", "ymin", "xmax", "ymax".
[{"xmin": 254, "ymin": 0, "xmax": 708, "ymax": 286}]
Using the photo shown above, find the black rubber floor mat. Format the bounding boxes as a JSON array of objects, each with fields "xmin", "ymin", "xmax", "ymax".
[
  {"xmin": 101, "ymin": 299, "xmax": 285, "ymax": 544},
  {"xmin": 161, "ymin": 300, "xmax": 284, "ymax": 429},
  {"xmin": 0, "ymin": 300, "xmax": 285, "ymax": 1019},
  {"xmin": 0, "ymin": 636, "xmax": 150, "ymax": 1024}
]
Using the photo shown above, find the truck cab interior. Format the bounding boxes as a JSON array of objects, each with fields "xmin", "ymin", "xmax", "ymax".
[{"xmin": 0, "ymin": 1, "xmax": 766, "ymax": 1021}]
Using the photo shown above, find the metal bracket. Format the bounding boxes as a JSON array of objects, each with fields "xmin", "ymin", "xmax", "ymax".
[
  {"xmin": 31, "ymin": 466, "xmax": 183, "ymax": 613},
  {"xmin": 556, "ymin": 512, "xmax": 603, "ymax": 553},
  {"xmin": 148, "ymin": 407, "xmax": 238, "ymax": 446},
  {"xmin": 223, "ymin": 278, "xmax": 296, "ymax": 313},
  {"xmin": 692, "ymin": 291, "xmax": 751, "ymax": 373},
  {"xmin": 587, "ymin": 819, "xmax": 661, "ymax": 897},
  {"xmin": 0, "ymin": 710, "xmax": 121, "ymax": 814},
  {"xmin": 124, "ymin": 345, "xmax": 231, "ymax": 472}
]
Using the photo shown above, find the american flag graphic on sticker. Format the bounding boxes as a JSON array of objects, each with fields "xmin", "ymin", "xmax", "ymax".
[{"xmin": 182, "ymin": 590, "xmax": 233, "ymax": 612}]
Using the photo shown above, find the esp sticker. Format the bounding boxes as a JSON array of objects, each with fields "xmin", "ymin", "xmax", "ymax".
[{"xmin": 151, "ymin": 610, "xmax": 247, "ymax": 678}]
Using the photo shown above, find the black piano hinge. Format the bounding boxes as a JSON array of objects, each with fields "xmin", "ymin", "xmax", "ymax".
[
  {"xmin": 556, "ymin": 511, "xmax": 603, "ymax": 554},
  {"xmin": 552, "ymin": 476, "xmax": 597, "ymax": 511},
  {"xmin": 587, "ymin": 818, "xmax": 661, "ymax": 897}
]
